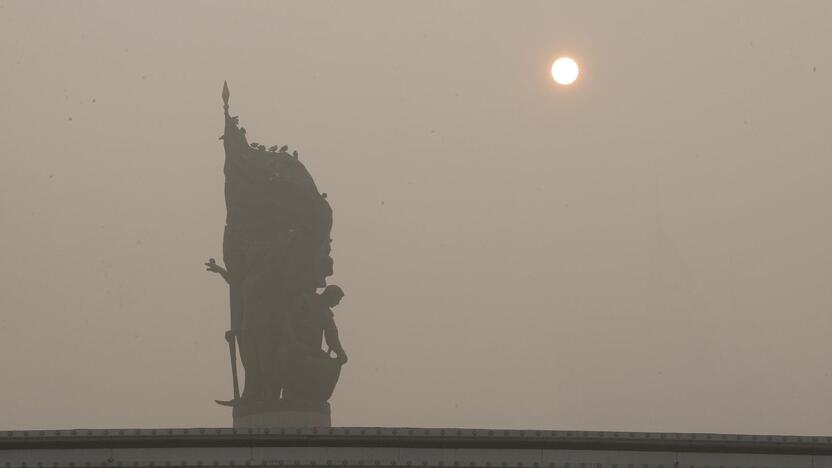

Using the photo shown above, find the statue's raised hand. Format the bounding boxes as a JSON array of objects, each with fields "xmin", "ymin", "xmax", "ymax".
[
  {"xmin": 205, "ymin": 258, "xmax": 223, "ymax": 273},
  {"xmin": 204, "ymin": 258, "xmax": 232, "ymax": 285}
]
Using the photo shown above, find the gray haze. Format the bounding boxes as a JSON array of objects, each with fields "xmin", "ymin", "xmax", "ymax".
[{"xmin": 1, "ymin": 1, "xmax": 831, "ymax": 434}]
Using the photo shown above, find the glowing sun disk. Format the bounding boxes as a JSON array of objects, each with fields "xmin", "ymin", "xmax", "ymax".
[{"xmin": 551, "ymin": 57, "xmax": 579, "ymax": 85}]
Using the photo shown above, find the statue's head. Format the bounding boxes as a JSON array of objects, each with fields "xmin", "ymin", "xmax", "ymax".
[{"xmin": 320, "ymin": 285, "xmax": 345, "ymax": 307}]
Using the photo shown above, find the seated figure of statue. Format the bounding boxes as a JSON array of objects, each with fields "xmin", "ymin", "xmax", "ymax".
[
  {"xmin": 319, "ymin": 285, "xmax": 347, "ymax": 363},
  {"xmin": 292, "ymin": 285, "xmax": 347, "ymax": 363},
  {"xmin": 280, "ymin": 285, "xmax": 347, "ymax": 402}
]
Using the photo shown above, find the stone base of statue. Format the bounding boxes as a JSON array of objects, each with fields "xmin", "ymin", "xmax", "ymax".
[{"xmin": 233, "ymin": 399, "xmax": 332, "ymax": 428}]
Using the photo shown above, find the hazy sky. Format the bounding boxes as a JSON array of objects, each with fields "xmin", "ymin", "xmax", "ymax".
[{"xmin": 1, "ymin": 1, "xmax": 831, "ymax": 435}]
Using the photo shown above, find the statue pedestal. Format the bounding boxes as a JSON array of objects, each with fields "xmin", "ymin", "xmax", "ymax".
[{"xmin": 232, "ymin": 399, "xmax": 331, "ymax": 428}]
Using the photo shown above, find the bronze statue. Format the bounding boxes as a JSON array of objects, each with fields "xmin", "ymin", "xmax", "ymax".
[{"xmin": 206, "ymin": 82, "xmax": 346, "ymax": 426}]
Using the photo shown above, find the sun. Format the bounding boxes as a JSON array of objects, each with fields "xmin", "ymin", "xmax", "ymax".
[{"xmin": 551, "ymin": 57, "xmax": 579, "ymax": 85}]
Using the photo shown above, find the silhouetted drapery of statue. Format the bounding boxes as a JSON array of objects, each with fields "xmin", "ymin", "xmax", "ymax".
[{"xmin": 205, "ymin": 82, "xmax": 346, "ymax": 425}]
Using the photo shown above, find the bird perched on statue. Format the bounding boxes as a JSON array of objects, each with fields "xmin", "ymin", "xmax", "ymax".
[
  {"xmin": 279, "ymin": 145, "xmax": 288, "ymax": 153},
  {"xmin": 292, "ymin": 150, "xmax": 298, "ymax": 159},
  {"xmin": 268, "ymin": 145, "xmax": 278, "ymax": 152}
]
